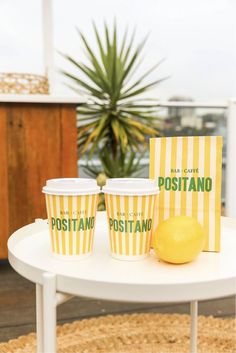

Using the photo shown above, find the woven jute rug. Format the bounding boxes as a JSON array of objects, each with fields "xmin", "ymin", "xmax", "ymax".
[{"xmin": 0, "ymin": 313, "xmax": 235, "ymax": 353}]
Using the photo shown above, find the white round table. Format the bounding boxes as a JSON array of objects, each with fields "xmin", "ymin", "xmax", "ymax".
[{"xmin": 8, "ymin": 212, "xmax": 236, "ymax": 353}]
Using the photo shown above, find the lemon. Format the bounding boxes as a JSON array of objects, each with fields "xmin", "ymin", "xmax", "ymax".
[
  {"xmin": 153, "ymin": 216, "xmax": 206, "ymax": 264},
  {"xmin": 96, "ymin": 173, "xmax": 107, "ymax": 187}
]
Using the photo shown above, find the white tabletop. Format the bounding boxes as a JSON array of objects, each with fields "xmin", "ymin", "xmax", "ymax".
[{"xmin": 8, "ymin": 212, "xmax": 236, "ymax": 303}]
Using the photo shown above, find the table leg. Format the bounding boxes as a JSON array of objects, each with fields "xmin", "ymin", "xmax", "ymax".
[
  {"xmin": 190, "ymin": 300, "xmax": 198, "ymax": 353},
  {"xmin": 36, "ymin": 283, "xmax": 43, "ymax": 353},
  {"xmin": 42, "ymin": 273, "xmax": 57, "ymax": 353}
]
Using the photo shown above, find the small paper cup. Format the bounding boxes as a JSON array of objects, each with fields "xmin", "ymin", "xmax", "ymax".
[
  {"xmin": 103, "ymin": 178, "xmax": 159, "ymax": 261},
  {"xmin": 42, "ymin": 178, "xmax": 100, "ymax": 259}
]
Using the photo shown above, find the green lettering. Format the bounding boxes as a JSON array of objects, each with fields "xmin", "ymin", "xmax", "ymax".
[
  {"xmin": 188, "ymin": 178, "xmax": 197, "ymax": 191},
  {"xmin": 119, "ymin": 220, "xmax": 124, "ymax": 232},
  {"xmin": 182, "ymin": 177, "xmax": 188, "ymax": 191},
  {"xmin": 165, "ymin": 177, "xmax": 171, "ymax": 190},
  {"xmin": 72, "ymin": 219, "xmax": 77, "ymax": 231},
  {"xmin": 197, "ymin": 177, "xmax": 205, "ymax": 191},
  {"xmin": 91, "ymin": 217, "xmax": 95, "ymax": 229},
  {"xmin": 178, "ymin": 177, "xmax": 182, "ymax": 190},
  {"xmin": 148, "ymin": 219, "xmax": 152, "ymax": 231},
  {"xmin": 158, "ymin": 177, "xmax": 164, "ymax": 189},
  {"xmin": 85, "ymin": 217, "xmax": 91, "ymax": 230},
  {"xmin": 172, "ymin": 177, "xmax": 178, "ymax": 191},
  {"xmin": 142, "ymin": 219, "xmax": 148, "ymax": 232},
  {"xmin": 78, "ymin": 218, "xmax": 84, "ymax": 231},
  {"xmin": 62, "ymin": 218, "xmax": 67, "ymax": 231},
  {"xmin": 135, "ymin": 220, "xmax": 141, "ymax": 233},
  {"xmin": 109, "ymin": 218, "xmax": 113, "ymax": 230},
  {"xmin": 51, "ymin": 217, "xmax": 55, "ymax": 230},
  {"xmin": 205, "ymin": 177, "xmax": 212, "ymax": 192},
  {"xmin": 56, "ymin": 218, "xmax": 61, "ymax": 231},
  {"xmin": 114, "ymin": 219, "xmax": 118, "ymax": 231},
  {"xmin": 128, "ymin": 220, "xmax": 134, "ymax": 232}
]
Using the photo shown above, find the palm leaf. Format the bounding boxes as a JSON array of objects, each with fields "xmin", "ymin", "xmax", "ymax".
[
  {"xmin": 92, "ymin": 21, "xmax": 108, "ymax": 73},
  {"xmin": 62, "ymin": 54, "xmax": 110, "ymax": 93},
  {"xmin": 120, "ymin": 77, "xmax": 168, "ymax": 100},
  {"xmin": 122, "ymin": 59, "xmax": 165, "ymax": 95},
  {"xmin": 61, "ymin": 71, "xmax": 105, "ymax": 99}
]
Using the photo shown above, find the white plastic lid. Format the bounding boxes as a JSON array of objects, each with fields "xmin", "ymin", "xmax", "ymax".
[
  {"xmin": 42, "ymin": 178, "xmax": 100, "ymax": 195},
  {"xmin": 102, "ymin": 178, "xmax": 159, "ymax": 196}
]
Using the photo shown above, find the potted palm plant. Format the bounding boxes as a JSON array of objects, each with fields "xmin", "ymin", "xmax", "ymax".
[{"xmin": 61, "ymin": 22, "xmax": 166, "ymax": 177}]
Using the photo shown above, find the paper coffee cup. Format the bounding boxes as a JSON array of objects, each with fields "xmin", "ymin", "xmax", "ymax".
[
  {"xmin": 42, "ymin": 178, "xmax": 100, "ymax": 259},
  {"xmin": 103, "ymin": 178, "xmax": 159, "ymax": 261}
]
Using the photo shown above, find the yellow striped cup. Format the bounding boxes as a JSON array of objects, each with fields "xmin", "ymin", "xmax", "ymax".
[
  {"xmin": 103, "ymin": 178, "xmax": 159, "ymax": 261},
  {"xmin": 42, "ymin": 178, "xmax": 100, "ymax": 259}
]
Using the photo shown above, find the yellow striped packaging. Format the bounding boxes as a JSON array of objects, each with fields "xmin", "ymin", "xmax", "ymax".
[
  {"xmin": 149, "ymin": 136, "xmax": 222, "ymax": 252},
  {"xmin": 105, "ymin": 194, "xmax": 157, "ymax": 260},
  {"xmin": 45, "ymin": 194, "xmax": 99, "ymax": 258}
]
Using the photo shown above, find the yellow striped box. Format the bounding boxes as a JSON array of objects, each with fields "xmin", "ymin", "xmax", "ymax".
[
  {"xmin": 103, "ymin": 178, "xmax": 159, "ymax": 260},
  {"xmin": 43, "ymin": 178, "xmax": 100, "ymax": 259},
  {"xmin": 149, "ymin": 136, "xmax": 222, "ymax": 252}
]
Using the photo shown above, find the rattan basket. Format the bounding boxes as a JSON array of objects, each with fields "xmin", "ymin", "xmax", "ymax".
[{"xmin": 0, "ymin": 72, "xmax": 49, "ymax": 94}]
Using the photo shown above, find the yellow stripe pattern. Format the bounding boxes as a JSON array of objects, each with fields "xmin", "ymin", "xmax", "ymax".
[
  {"xmin": 150, "ymin": 136, "xmax": 222, "ymax": 252},
  {"xmin": 215, "ymin": 136, "xmax": 222, "ymax": 251},
  {"xmin": 158, "ymin": 138, "xmax": 167, "ymax": 225},
  {"xmin": 169, "ymin": 137, "xmax": 178, "ymax": 217},
  {"xmin": 203, "ymin": 137, "xmax": 211, "ymax": 250},
  {"xmin": 192, "ymin": 136, "xmax": 199, "ymax": 219},
  {"xmin": 105, "ymin": 194, "xmax": 157, "ymax": 257},
  {"xmin": 45, "ymin": 194, "xmax": 98, "ymax": 256}
]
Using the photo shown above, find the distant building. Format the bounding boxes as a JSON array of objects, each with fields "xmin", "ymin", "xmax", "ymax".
[
  {"xmin": 163, "ymin": 95, "xmax": 197, "ymax": 135},
  {"xmin": 168, "ymin": 95, "xmax": 196, "ymax": 128},
  {"xmin": 163, "ymin": 96, "xmax": 226, "ymax": 139}
]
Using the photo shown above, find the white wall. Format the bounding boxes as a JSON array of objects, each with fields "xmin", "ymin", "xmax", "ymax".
[
  {"xmin": 0, "ymin": 0, "xmax": 43, "ymax": 74},
  {"xmin": 0, "ymin": 0, "xmax": 235, "ymax": 101}
]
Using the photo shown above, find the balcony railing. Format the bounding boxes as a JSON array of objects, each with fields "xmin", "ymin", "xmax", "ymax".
[{"xmin": 156, "ymin": 101, "xmax": 227, "ymax": 108}]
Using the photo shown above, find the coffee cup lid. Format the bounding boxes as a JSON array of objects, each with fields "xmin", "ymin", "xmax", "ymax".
[
  {"xmin": 102, "ymin": 178, "xmax": 159, "ymax": 196},
  {"xmin": 42, "ymin": 178, "xmax": 100, "ymax": 195}
]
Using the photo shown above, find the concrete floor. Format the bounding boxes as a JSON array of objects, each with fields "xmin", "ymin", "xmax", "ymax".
[{"xmin": 0, "ymin": 260, "xmax": 235, "ymax": 343}]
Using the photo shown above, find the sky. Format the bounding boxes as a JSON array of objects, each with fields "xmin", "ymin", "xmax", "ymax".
[{"xmin": 0, "ymin": 0, "xmax": 235, "ymax": 101}]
